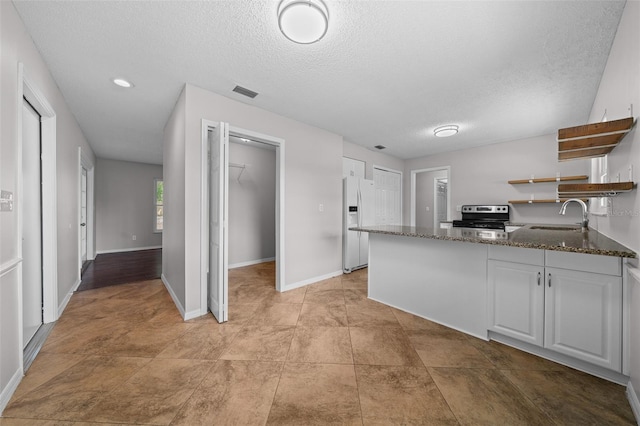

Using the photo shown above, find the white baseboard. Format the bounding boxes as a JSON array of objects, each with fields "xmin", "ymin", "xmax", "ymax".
[
  {"xmin": 229, "ymin": 257, "xmax": 275, "ymax": 269},
  {"xmin": 283, "ymin": 269, "xmax": 343, "ymax": 292},
  {"xmin": 628, "ymin": 381, "xmax": 640, "ymax": 424},
  {"xmin": 57, "ymin": 278, "xmax": 81, "ymax": 319},
  {"xmin": 0, "ymin": 367, "xmax": 23, "ymax": 415},
  {"xmin": 96, "ymin": 245, "xmax": 162, "ymax": 255},
  {"xmin": 161, "ymin": 273, "xmax": 186, "ymax": 318}
]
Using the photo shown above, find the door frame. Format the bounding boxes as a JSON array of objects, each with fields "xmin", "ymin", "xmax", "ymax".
[
  {"xmin": 77, "ymin": 147, "xmax": 95, "ymax": 279},
  {"xmin": 200, "ymin": 120, "xmax": 286, "ymax": 315},
  {"xmin": 410, "ymin": 166, "xmax": 451, "ymax": 227},
  {"xmin": 433, "ymin": 177, "xmax": 448, "ymax": 229},
  {"xmin": 17, "ymin": 63, "xmax": 58, "ymax": 334}
]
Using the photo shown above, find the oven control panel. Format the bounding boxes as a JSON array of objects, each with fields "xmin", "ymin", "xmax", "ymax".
[{"xmin": 461, "ymin": 205, "xmax": 509, "ymax": 214}]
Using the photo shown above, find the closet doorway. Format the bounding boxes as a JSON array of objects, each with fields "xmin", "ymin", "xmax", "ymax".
[{"xmin": 202, "ymin": 120, "xmax": 285, "ymax": 323}]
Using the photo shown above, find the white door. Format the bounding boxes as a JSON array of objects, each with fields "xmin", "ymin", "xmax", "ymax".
[
  {"xmin": 22, "ymin": 99, "xmax": 43, "ymax": 347},
  {"xmin": 80, "ymin": 167, "xmax": 87, "ymax": 264},
  {"xmin": 208, "ymin": 124, "xmax": 229, "ymax": 322},
  {"xmin": 373, "ymin": 167, "xmax": 401, "ymax": 225}
]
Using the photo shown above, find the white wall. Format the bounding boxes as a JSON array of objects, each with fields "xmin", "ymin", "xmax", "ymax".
[
  {"xmin": 95, "ymin": 158, "xmax": 163, "ymax": 253},
  {"xmin": 162, "ymin": 84, "xmax": 344, "ymax": 316},
  {"xmin": 586, "ymin": 0, "xmax": 639, "ymax": 256},
  {"xmin": 228, "ymin": 142, "xmax": 276, "ymax": 267},
  {"xmin": 404, "ymin": 134, "xmax": 589, "ymax": 225},
  {"xmin": 343, "ymin": 140, "xmax": 405, "ymax": 181},
  {"xmin": 0, "ymin": 1, "xmax": 96, "ymax": 412},
  {"xmin": 584, "ymin": 0, "xmax": 640, "ymax": 415},
  {"xmin": 162, "ymin": 88, "xmax": 187, "ymax": 312}
]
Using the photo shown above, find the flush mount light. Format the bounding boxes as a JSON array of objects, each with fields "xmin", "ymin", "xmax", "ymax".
[
  {"xmin": 434, "ymin": 125, "xmax": 459, "ymax": 138},
  {"xmin": 112, "ymin": 78, "xmax": 133, "ymax": 88},
  {"xmin": 278, "ymin": 0, "xmax": 329, "ymax": 44}
]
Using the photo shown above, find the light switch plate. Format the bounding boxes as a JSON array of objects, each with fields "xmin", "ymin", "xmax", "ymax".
[{"xmin": 1, "ymin": 190, "xmax": 14, "ymax": 212}]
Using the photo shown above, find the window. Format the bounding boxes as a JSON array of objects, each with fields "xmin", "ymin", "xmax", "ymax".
[
  {"xmin": 590, "ymin": 155, "xmax": 609, "ymax": 216},
  {"xmin": 154, "ymin": 179, "xmax": 163, "ymax": 232}
]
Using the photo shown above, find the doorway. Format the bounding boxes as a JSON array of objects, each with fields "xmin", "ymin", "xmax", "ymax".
[
  {"xmin": 411, "ymin": 166, "xmax": 452, "ymax": 228},
  {"xmin": 78, "ymin": 147, "xmax": 95, "ymax": 279},
  {"xmin": 21, "ymin": 98, "xmax": 43, "ymax": 348},
  {"xmin": 201, "ymin": 120, "xmax": 285, "ymax": 323}
]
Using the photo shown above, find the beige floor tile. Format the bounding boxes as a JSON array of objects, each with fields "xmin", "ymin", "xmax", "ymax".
[
  {"xmin": 287, "ymin": 327, "xmax": 353, "ymax": 364},
  {"xmin": 220, "ymin": 325, "xmax": 295, "ymax": 361},
  {"xmin": 343, "ymin": 288, "xmax": 368, "ymax": 305},
  {"xmin": 3, "ymin": 356, "xmax": 150, "ymax": 421},
  {"xmin": 356, "ymin": 364, "xmax": 458, "ymax": 425},
  {"xmin": 407, "ymin": 329, "xmax": 494, "ymax": 368},
  {"xmin": 12, "ymin": 353, "xmax": 87, "ymax": 400},
  {"xmin": 391, "ymin": 308, "xmax": 452, "ymax": 331},
  {"xmin": 261, "ymin": 286, "xmax": 307, "ymax": 304},
  {"xmin": 82, "ymin": 358, "xmax": 213, "ymax": 424},
  {"xmin": 297, "ymin": 303, "xmax": 348, "ymax": 327},
  {"xmin": 303, "ymin": 289, "xmax": 345, "ymax": 304},
  {"xmin": 429, "ymin": 367, "xmax": 553, "ymax": 425},
  {"xmin": 306, "ymin": 276, "xmax": 343, "ymax": 293},
  {"xmin": 172, "ymin": 360, "xmax": 283, "ymax": 425},
  {"xmin": 502, "ymin": 369, "xmax": 636, "ymax": 425},
  {"xmin": 248, "ymin": 303, "xmax": 302, "ymax": 326},
  {"xmin": 156, "ymin": 323, "xmax": 242, "ymax": 360},
  {"xmin": 468, "ymin": 338, "xmax": 567, "ymax": 371},
  {"xmin": 228, "ymin": 302, "xmax": 261, "ymax": 325},
  {"xmin": 266, "ymin": 363, "xmax": 361, "ymax": 425},
  {"xmin": 350, "ymin": 327, "xmax": 422, "ymax": 366},
  {"xmin": 346, "ymin": 302, "xmax": 401, "ymax": 327}
]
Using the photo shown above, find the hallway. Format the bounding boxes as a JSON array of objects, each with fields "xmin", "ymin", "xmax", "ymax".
[{"xmin": 1, "ymin": 263, "xmax": 635, "ymax": 425}]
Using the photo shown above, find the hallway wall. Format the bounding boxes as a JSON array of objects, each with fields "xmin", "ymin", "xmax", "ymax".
[{"xmin": 0, "ymin": 1, "xmax": 96, "ymax": 412}]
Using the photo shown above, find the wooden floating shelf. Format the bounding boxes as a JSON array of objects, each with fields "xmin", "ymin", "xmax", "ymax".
[
  {"xmin": 557, "ymin": 182, "xmax": 636, "ymax": 198},
  {"xmin": 509, "ymin": 199, "xmax": 589, "ymax": 204},
  {"xmin": 558, "ymin": 117, "xmax": 635, "ymax": 161},
  {"xmin": 508, "ymin": 175, "xmax": 588, "ymax": 184}
]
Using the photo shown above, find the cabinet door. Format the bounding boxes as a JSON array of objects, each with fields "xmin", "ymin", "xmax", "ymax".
[
  {"xmin": 488, "ymin": 261, "xmax": 544, "ymax": 346},
  {"xmin": 544, "ymin": 267, "xmax": 622, "ymax": 371}
]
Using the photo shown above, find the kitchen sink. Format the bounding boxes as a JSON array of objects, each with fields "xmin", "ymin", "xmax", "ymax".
[{"xmin": 529, "ymin": 225, "xmax": 581, "ymax": 231}]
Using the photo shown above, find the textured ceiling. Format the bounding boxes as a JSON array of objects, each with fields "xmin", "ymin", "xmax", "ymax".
[{"xmin": 13, "ymin": 1, "xmax": 625, "ymax": 165}]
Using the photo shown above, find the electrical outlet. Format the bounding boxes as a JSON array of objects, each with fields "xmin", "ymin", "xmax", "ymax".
[
  {"xmin": 319, "ymin": 204, "xmax": 324, "ymax": 212},
  {"xmin": 456, "ymin": 205, "xmax": 462, "ymax": 212},
  {"xmin": 425, "ymin": 206, "xmax": 430, "ymax": 212},
  {"xmin": 132, "ymin": 235, "xmax": 137, "ymax": 241},
  {"xmin": 0, "ymin": 190, "xmax": 13, "ymax": 212}
]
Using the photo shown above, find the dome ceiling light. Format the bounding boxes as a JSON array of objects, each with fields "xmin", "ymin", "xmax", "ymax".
[
  {"xmin": 278, "ymin": 0, "xmax": 329, "ymax": 44},
  {"xmin": 434, "ymin": 125, "xmax": 459, "ymax": 138},
  {"xmin": 112, "ymin": 78, "xmax": 133, "ymax": 88}
]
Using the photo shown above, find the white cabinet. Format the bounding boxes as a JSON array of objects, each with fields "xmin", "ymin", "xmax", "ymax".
[
  {"xmin": 488, "ymin": 260, "xmax": 544, "ymax": 346},
  {"xmin": 544, "ymin": 267, "xmax": 621, "ymax": 371},
  {"xmin": 488, "ymin": 246, "xmax": 622, "ymax": 372}
]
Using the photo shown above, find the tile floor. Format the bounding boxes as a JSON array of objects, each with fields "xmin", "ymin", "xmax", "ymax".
[{"xmin": 1, "ymin": 262, "xmax": 636, "ymax": 425}]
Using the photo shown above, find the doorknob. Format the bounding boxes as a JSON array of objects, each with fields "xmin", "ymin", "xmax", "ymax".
[{"xmin": 80, "ymin": 223, "xmax": 86, "ymax": 226}]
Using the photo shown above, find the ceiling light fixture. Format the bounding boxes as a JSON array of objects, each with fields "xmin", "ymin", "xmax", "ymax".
[
  {"xmin": 278, "ymin": 0, "xmax": 329, "ymax": 44},
  {"xmin": 112, "ymin": 78, "xmax": 133, "ymax": 88},
  {"xmin": 434, "ymin": 125, "xmax": 459, "ymax": 138}
]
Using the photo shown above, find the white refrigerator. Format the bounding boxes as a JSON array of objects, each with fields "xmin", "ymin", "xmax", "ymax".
[{"xmin": 343, "ymin": 177, "xmax": 375, "ymax": 273}]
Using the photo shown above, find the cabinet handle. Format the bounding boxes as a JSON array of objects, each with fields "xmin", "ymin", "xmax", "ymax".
[
  {"xmin": 537, "ymin": 272, "xmax": 541, "ymax": 286},
  {"xmin": 548, "ymin": 273, "xmax": 551, "ymax": 287}
]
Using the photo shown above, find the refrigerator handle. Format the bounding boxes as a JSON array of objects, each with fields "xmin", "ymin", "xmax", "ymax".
[{"xmin": 357, "ymin": 188, "xmax": 362, "ymax": 237}]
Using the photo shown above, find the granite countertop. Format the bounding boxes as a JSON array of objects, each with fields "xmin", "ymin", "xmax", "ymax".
[{"xmin": 351, "ymin": 224, "xmax": 637, "ymax": 258}]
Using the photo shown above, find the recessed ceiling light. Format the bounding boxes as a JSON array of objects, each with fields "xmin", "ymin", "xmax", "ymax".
[
  {"xmin": 278, "ymin": 0, "xmax": 329, "ymax": 44},
  {"xmin": 434, "ymin": 125, "xmax": 459, "ymax": 138},
  {"xmin": 112, "ymin": 78, "xmax": 133, "ymax": 88}
]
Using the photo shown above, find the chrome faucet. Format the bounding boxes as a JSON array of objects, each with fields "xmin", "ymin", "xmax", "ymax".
[{"xmin": 559, "ymin": 198, "xmax": 589, "ymax": 231}]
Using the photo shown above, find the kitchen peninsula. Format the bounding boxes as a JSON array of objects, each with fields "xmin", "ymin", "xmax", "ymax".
[{"xmin": 351, "ymin": 224, "xmax": 636, "ymax": 382}]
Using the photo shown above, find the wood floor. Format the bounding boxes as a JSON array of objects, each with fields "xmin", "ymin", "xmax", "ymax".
[
  {"xmin": 1, "ymin": 262, "xmax": 636, "ymax": 425},
  {"xmin": 77, "ymin": 249, "xmax": 162, "ymax": 291}
]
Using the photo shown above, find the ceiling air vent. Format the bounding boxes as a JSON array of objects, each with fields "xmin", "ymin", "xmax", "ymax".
[
  {"xmin": 232, "ymin": 85, "xmax": 258, "ymax": 99},
  {"xmin": 374, "ymin": 145, "xmax": 386, "ymax": 150}
]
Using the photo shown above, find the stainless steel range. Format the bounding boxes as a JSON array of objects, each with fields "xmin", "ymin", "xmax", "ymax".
[{"xmin": 452, "ymin": 205, "xmax": 510, "ymax": 231}]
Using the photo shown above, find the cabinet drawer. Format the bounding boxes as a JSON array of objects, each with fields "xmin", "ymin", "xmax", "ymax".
[
  {"xmin": 545, "ymin": 251, "xmax": 621, "ymax": 276},
  {"xmin": 488, "ymin": 245, "xmax": 544, "ymax": 265}
]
